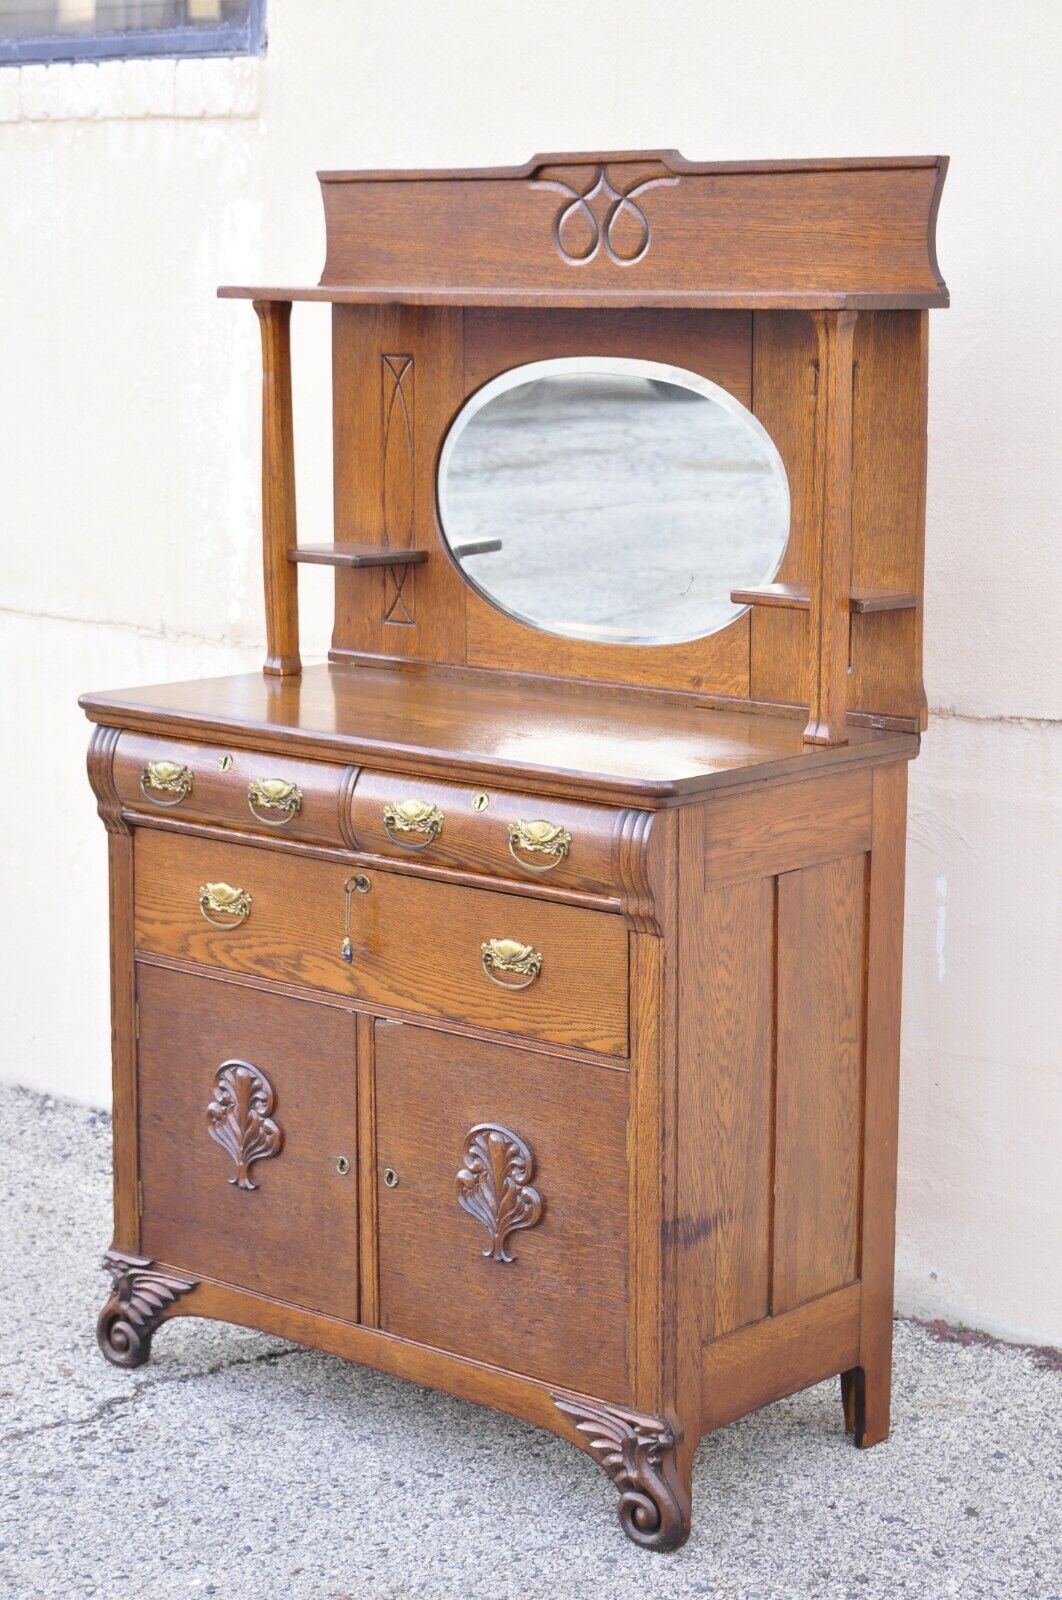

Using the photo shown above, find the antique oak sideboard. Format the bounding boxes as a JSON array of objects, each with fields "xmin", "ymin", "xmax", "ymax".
[{"xmin": 82, "ymin": 152, "xmax": 949, "ymax": 1552}]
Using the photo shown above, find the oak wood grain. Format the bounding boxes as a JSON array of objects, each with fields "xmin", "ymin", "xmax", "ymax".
[
  {"xmin": 374, "ymin": 1021, "xmax": 630, "ymax": 1399},
  {"xmin": 112, "ymin": 730, "xmax": 355, "ymax": 850},
  {"xmin": 81, "ymin": 662, "xmax": 920, "ymax": 806},
  {"xmin": 253, "ymin": 300, "xmax": 301, "ymax": 676},
  {"xmin": 772, "ymin": 853, "xmax": 866, "ymax": 1313},
  {"xmin": 133, "ymin": 830, "xmax": 629, "ymax": 1055},
  {"xmin": 137, "ymin": 964, "xmax": 359, "ymax": 1319},
  {"xmin": 701, "ymin": 1283, "xmax": 861, "ymax": 1432},
  {"xmin": 804, "ymin": 310, "xmax": 857, "ymax": 744}
]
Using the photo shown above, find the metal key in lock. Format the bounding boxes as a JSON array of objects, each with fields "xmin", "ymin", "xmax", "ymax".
[{"xmin": 341, "ymin": 874, "xmax": 371, "ymax": 962}]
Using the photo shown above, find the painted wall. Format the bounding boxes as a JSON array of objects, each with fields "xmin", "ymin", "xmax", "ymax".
[{"xmin": 2, "ymin": 0, "xmax": 1059, "ymax": 1346}]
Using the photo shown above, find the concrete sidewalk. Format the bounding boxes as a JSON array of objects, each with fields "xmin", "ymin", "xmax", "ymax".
[{"xmin": 2, "ymin": 1082, "xmax": 1059, "ymax": 1600}]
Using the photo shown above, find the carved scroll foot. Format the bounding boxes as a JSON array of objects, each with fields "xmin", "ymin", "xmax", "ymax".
[
  {"xmin": 552, "ymin": 1392, "xmax": 691, "ymax": 1552},
  {"xmin": 96, "ymin": 1250, "xmax": 197, "ymax": 1368}
]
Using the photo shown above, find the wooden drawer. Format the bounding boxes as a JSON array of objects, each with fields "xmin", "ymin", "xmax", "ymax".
[
  {"xmin": 350, "ymin": 770, "xmax": 619, "ymax": 895},
  {"xmin": 374, "ymin": 1021, "xmax": 630, "ymax": 1399},
  {"xmin": 113, "ymin": 731, "xmax": 352, "ymax": 848},
  {"xmin": 136, "ymin": 963, "xmax": 359, "ymax": 1320},
  {"xmin": 134, "ymin": 831, "xmax": 629, "ymax": 1056}
]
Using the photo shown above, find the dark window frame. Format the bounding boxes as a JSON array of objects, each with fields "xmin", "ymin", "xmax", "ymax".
[{"xmin": 0, "ymin": 0, "xmax": 265, "ymax": 64}]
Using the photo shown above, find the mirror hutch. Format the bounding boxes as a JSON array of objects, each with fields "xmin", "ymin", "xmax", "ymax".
[{"xmin": 82, "ymin": 151, "xmax": 949, "ymax": 1552}]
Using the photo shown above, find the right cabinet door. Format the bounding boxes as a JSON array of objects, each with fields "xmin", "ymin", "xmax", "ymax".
[{"xmin": 373, "ymin": 1021, "xmax": 631, "ymax": 1400}]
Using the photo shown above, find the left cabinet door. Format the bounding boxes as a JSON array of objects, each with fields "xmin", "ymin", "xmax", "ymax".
[{"xmin": 136, "ymin": 963, "xmax": 359, "ymax": 1321}]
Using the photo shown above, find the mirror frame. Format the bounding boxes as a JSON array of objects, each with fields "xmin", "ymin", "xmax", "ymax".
[{"xmin": 436, "ymin": 355, "xmax": 791, "ymax": 647}]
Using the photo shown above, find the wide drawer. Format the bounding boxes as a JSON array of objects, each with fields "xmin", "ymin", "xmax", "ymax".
[
  {"xmin": 134, "ymin": 831, "xmax": 629, "ymax": 1056},
  {"xmin": 113, "ymin": 731, "xmax": 353, "ymax": 849},
  {"xmin": 349, "ymin": 770, "xmax": 619, "ymax": 895}
]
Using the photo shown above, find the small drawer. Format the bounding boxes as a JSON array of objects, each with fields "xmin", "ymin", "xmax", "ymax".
[
  {"xmin": 133, "ymin": 831, "xmax": 628, "ymax": 1056},
  {"xmin": 349, "ymin": 771, "xmax": 618, "ymax": 895},
  {"xmin": 113, "ymin": 732, "xmax": 352, "ymax": 849}
]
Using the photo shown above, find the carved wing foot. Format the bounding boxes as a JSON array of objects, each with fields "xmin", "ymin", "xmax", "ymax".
[
  {"xmin": 552, "ymin": 1392, "xmax": 691, "ymax": 1552},
  {"xmin": 96, "ymin": 1250, "xmax": 197, "ymax": 1368}
]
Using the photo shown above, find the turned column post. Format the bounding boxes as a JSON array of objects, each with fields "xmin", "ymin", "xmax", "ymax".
[
  {"xmin": 253, "ymin": 299, "xmax": 301, "ymax": 676},
  {"xmin": 803, "ymin": 309, "xmax": 857, "ymax": 745}
]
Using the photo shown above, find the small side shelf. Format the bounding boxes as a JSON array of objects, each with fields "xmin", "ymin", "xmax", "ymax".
[
  {"xmin": 289, "ymin": 544, "xmax": 429, "ymax": 569},
  {"xmin": 731, "ymin": 583, "xmax": 917, "ymax": 614}
]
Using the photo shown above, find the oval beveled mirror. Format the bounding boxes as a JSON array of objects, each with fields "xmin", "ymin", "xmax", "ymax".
[{"xmin": 437, "ymin": 357, "xmax": 790, "ymax": 646}]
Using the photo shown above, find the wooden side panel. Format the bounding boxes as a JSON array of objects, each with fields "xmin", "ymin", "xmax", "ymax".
[
  {"xmin": 701, "ymin": 1283, "xmax": 861, "ymax": 1432},
  {"xmin": 679, "ymin": 810, "xmax": 774, "ymax": 1343},
  {"xmin": 331, "ymin": 304, "xmax": 466, "ymax": 665},
  {"xmin": 772, "ymin": 853, "xmax": 866, "ymax": 1313},
  {"xmin": 750, "ymin": 312, "xmax": 817, "ymax": 709},
  {"xmin": 850, "ymin": 313, "xmax": 929, "ymax": 724},
  {"xmin": 703, "ymin": 767, "xmax": 871, "ymax": 886}
]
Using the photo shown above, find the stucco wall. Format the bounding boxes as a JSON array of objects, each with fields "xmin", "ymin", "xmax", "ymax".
[{"xmin": 2, "ymin": 0, "xmax": 1059, "ymax": 1346}]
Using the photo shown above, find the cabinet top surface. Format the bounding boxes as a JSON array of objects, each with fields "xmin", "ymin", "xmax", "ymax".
[{"xmin": 81, "ymin": 664, "xmax": 917, "ymax": 804}]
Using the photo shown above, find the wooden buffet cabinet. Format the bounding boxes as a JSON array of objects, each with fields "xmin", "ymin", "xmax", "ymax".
[{"xmin": 82, "ymin": 152, "xmax": 949, "ymax": 1552}]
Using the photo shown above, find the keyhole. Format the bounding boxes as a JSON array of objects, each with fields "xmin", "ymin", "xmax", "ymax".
[
  {"xmin": 472, "ymin": 792, "xmax": 489, "ymax": 812},
  {"xmin": 383, "ymin": 1166, "xmax": 399, "ymax": 1189},
  {"xmin": 335, "ymin": 1156, "xmax": 350, "ymax": 1176}
]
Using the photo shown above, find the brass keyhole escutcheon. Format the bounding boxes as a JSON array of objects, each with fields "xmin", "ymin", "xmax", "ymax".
[
  {"xmin": 383, "ymin": 1166, "xmax": 400, "ymax": 1189},
  {"xmin": 218, "ymin": 753, "xmax": 234, "ymax": 772},
  {"xmin": 335, "ymin": 1155, "xmax": 351, "ymax": 1176},
  {"xmin": 472, "ymin": 792, "xmax": 490, "ymax": 812}
]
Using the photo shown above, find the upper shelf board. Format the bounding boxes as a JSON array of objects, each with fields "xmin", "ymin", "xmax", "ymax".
[{"xmin": 219, "ymin": 150, "xmax": 949, "ymax": 312}]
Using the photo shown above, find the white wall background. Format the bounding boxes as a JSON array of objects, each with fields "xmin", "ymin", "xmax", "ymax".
[{"xmin": 1, "ymin": 1, "xmax": 1059, "ymax": 1346}]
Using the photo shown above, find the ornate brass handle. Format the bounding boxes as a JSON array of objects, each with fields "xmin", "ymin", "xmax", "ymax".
[
  {"xmin": 507, "ymin": 819, "xmax": 572, "ymax": 873},
  {"xmin": 247, "ymin": 778, "xmax": 303, "ymax": 826},
  {"xmin": 199, "ymin": 882, "xmax": 252, "ymax": 928},
  {"xmin": 480, "ymin": 938, "xmax": 543, "ymax": 991},
  {"xmin": 140, "ymin": 760, "xmax": 192, "ymax": 807},
  {"xmin": 382, "ymin": 799, "xmax": 443, "ymax": 850}
]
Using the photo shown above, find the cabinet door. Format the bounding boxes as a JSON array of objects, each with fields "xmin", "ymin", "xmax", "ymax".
[
  {"xmin": 136, "ymin": 964, "xmax": 358, "ymax": 1321},
  {"xmin": 374, "ymin": 1021, "xmax": 630, "ymax": 1400}
]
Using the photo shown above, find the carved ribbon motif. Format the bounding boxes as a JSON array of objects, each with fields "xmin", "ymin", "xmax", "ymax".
[
  {"xmin": 532, "ymin": 165, "xmax": 678, "ymax": 266},
  {"xmin": 206, "ymin": 1059, "xmax": 283, "ymax": 1190},
  {"xmin": 456, "ymin": 1122, "xmax": 543, "ymax": 1263},
  {"xmin": 551, "ymin": 1393, "xmax": 690, "ymax": 1552}
]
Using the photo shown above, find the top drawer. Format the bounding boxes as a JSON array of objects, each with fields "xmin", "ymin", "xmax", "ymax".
[
  {"xmin": 112, "ymin": 733, "xmax": 352, "ymax": 849},
  {"xmin": 350, "ymin": 772, "xmax": 619, "ymax": 896}
]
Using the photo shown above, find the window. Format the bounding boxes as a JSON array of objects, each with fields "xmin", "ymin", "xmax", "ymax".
[{"xmin": 0, "ymin": 1, "xmax": 265, "ymax": 64}]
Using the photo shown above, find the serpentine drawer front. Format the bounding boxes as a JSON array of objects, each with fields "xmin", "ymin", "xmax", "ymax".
[
  {"xmin": 133, "ymin": 829, "xmax": 629, "ymax": 1056},
  {"xmin": 349, "ymin": 771, "xmax": 619, "ymax": 895},
  {"xmin": 136, "ymin": 963, "xmax": 359, "ymax": 1320},
  {"xmin": 113, "ymin": 731, "xmax": 352, "ymax": 848},
  {"xmin": 373, "ymin": 1020, "xmax": 631, "ymax": 1399}
]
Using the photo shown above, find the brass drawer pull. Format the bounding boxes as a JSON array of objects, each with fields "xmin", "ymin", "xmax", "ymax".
[
  {"xmin": 140, "ymin": 760, "xmax": 193, "ymax": 807},
  {"xmin": 199, "ymin": 882, "xmax": 252, "ymax": 928},
  {"xmin": 507, "ymin": 819, "xmax": 572, "ymax": 873},
  {"xmin": 382, "ymin": 799, "xmax": 443, "ymax": 850},
  {"xmin": 247, "ymin": 777, "xmax": 303, "ymax": 826},
  {"xmin": 481, "ymin": 938, "xmax": 543, "ymax": 991}
]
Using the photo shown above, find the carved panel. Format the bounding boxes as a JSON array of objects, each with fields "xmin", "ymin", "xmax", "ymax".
[
  {"xmin": 381, "ymin": 353, "xmax": 415, "ymax": 625},
  {"xmin": 532, "ymin": 164, "xmax": 678, "ymax": 267},
  {"xmin": 206, "ymin": 1059, "xmax": 283, "ymax": 1190},
  {"xmin": 456, "ymin": 1122, "xmax": 543, "ymax": 1263},
  {"xmin": 97, "ymin": 1250, "xmax": 197, "ymax": 1368},
  {"xmin": 552, "ymin": 1393, "xmax": 690, "ymax": 1551}
]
